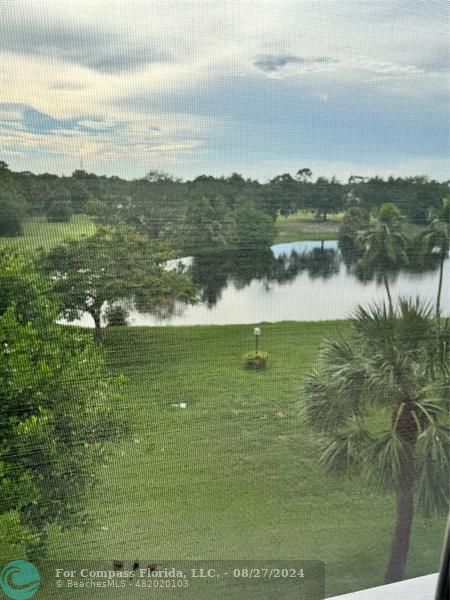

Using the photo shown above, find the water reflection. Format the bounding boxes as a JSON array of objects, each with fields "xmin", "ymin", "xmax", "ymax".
[
  {"xmin": 190, "ymin": 245, "xmax": 340, "ymax": 307},
  {"xmin": 339, "ymin": 235, "xmax": 441, "ymax": 284},
  {"xmin": 65, "ymin": 240, "xmax": 448, "ymax": 327}
]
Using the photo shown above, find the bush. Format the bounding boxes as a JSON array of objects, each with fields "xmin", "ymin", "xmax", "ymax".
[
  {"xmin": 338, "ymin": 206, "xmax": 370, "ymax": 263},
  {"xmin": 47, "ymin": 200, "xmax": 73, "ymax": 222},
  {"xmin": 242, "ymin": 351, "xmax": 268, "ymax": 370},
  {"xmin": 0, "ymin": 511, "xmax": 38, "ymax": 560},
  {"xmin": 235, "ymin": 201, "xmax": 276, "ymax": 250},
  {"xmin": 105, "ymin": 304, "xmax": 128, "ymax": 327},
  {"xmin": 83, "ymin": 198, "xmax": 105, "ymax": 218},
  {"xmin": 0, "ymin": 194, "xmax": 25, "ymax": 236}
]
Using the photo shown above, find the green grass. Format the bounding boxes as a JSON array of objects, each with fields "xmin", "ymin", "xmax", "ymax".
[
  {"xmin": 275, "ymin": 211, "xmax": 425, "ymax": 244},
  {"xmin": 275, "ymin": 211, "xmax": 343, "ymax": 243},
  {"xmin": 46, "ymin": 322, "xmax": 445, "ymax": 598},
  {"xmin": 2, "ymin": 215, "xmax": 96, "ymax": 254}
]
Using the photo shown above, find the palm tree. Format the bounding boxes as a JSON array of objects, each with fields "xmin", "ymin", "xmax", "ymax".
[
  {"xmin": 303, "ymin": 300, "xmax": 449, "ymax": 584},
  {"xmin": 422, "ymin": 197, "xmax": 450, "ymax": 317},
  {"xmin": 357, "ymin": 203, "xmax": 409, "ymax": 313}
]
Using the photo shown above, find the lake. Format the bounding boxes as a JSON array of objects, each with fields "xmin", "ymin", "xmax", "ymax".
[{"xmin": 66, "ymin": 240, "xmax": 449, "ymax": 327}]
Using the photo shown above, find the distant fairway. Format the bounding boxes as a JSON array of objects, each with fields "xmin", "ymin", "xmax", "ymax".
[
  {"xmin": 274, "ymin": 210, "xmax": 424, "ymax": 244},
  {"xmin": 275, "ymin": 210, "xmax": 343, "ymax": 243},
  {"xmin": 2, "ymin": 215, "xmax": 96, "ymax": 254}
]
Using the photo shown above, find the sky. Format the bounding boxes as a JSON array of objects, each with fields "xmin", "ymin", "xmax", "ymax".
[{"xmin": 0, "ymin": 0, "xmax": 448, "ymax": 182}]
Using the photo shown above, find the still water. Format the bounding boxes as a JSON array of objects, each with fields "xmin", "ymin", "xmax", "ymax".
[{"xmin": 69, "ymin": 240, "xmax": 449, "ymax": 327}]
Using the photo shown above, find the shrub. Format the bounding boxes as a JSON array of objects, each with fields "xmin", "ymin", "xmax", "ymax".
[
  {"xmin": 83, "ymin": 198, "xmax": 105, "ymax": 218},
  {"xmin": 0, "ymin": 194, "xmax": 25, "ymax": 236},
  {"xmin": 105, "ymin": 304, "xmax": 128, "ymax": 327},
  {"xmin": 242, "ymin": 351, "xmax": 268, "ymax": 370},
  {"xmin": 47, "ymin": 200, "xmax": 73, "ymax": 222},
  {"xmin": 0, "ymin": 511, "xmax": 38, "ymax": 559},
  {"xmin": 235, "ymin": 201, "xmax": 277, "ymax": 250}
]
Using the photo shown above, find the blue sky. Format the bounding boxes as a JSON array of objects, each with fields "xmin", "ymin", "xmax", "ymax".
[{"xmin": 0, "ymin": 0, "xmax": 448, "ymax": 181}]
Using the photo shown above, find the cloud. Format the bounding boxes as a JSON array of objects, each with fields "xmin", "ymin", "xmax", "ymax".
[
  {"xmin": 21, "ymin": 106, "xmax": 72, "ymax": 133},
  {"xmin": 0, "ymin": 103, "xmax": 126, "ymax": 137},
  {"xmin": 254, "ymin": 54, "xmax": 337, "ymax": 73},
  {"xmin": 0, "ymin": 10, "xmax": 170, "ymax": 73},
  {"xmin": 0, "ymin": 0, "xmax": 447, "ymax": 180},
  {"xmin": 48, "ymin": 81, "xmax": 88, "ymax": 91},
  {"xmin": 0, "ymin": 98, "xmax": 206, "ymax": 178}
]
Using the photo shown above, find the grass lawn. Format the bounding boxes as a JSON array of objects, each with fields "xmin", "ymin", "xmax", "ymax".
[
  {"xmin": 46, "ymin": 322, "xmax": 445, "ymax": 598},
  {"xmin": 2, "ymin": 215, "xmax": 96, "ymax": 254},
  {"xmin": 275, "ymin": 211, "xmax": 343, "ymax": 243},
  {"xmin": 275, "ymin": 211, "xmax": 424, "ymax": 244}
]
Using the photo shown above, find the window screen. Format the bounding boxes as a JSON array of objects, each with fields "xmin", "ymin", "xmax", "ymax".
[{"xmin": 0, "ymin": 2, "xmax": 448, "ymax": 599}]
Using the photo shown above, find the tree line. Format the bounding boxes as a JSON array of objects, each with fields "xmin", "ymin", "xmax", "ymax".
[{"xmin": 1, "ymin": 161, "xmax": 448, "ymax": 250}]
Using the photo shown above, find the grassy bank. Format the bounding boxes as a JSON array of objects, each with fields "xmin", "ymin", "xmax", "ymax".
[
  {"xmin": 46, "ymin": 322, "xmax": 445, "ymax": 598},
  {"xmin": 275, "ymin": 211, "xmax": 343, "ymax": 243},
  {"xmin": 3, "ymin": 215, "xmax": 96, "ymax": 254}
]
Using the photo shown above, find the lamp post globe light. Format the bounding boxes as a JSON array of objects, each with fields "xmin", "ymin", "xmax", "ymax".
[{"xmin": 253, "ymin": 327, "xmax": 261, "ymax": 353}]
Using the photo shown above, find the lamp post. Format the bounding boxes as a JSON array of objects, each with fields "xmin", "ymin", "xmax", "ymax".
[{"xmin": 253, "ymin": 327, "xmax": 261, "ymax": 353}]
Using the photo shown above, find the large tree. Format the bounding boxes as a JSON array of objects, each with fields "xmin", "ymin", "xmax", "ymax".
[
  {"xmin": 0, "ymin": 249, "xmax": 123, "ymax": 558},
  {"xmin": 308, "ymin": 176, "xmax": 344, "ymax": 221},
  {"xmin": 338, "ymin": 206, "xmax": 371, "ymax": 263},
  {"xmin": 234, "ymin": 197, "xmax": 276, "ymax": 251},
  {"xmin": 303, "ymin": 300, "xmax": 449, "ymax": 584},
  {"xmin": 0, "ymin": 169, "xmax": 26, "ymax": 237},
  {"xmin": 180, "ymin": 194, "xmax": 235, "ymax": 255},
  {"xmin": 268, "ymin": 173, "xmax": 301, "ymax": 216},
  {"xmin": 421, "ymin": 197, "xmax": 450, "ymax": 317},
  {"xmin": 357, "ymin": 203, "xmax": 409, "ymax": 312},
  {"xmin": 115, "ymin": 175, "xmax": 186, "ymax": 241},
  {"xmin": 40, "ymin": 226, "xmax": 197, "ymax": 342}
]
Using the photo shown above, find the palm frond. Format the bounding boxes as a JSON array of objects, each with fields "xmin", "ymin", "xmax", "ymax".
[
  {"xmin": 319, "ymin": 427, "xmax": 372, "ymax": 474},
  {"xmin": 303, "ymin": 337, "xmax": 369, "ymax": 433},
  {"xmin": 412, "ymin": 394, "xmax": 447, "ymax": 430},
  {"xmin": 363, "ymin": 431, "xmax": 410, "ymax": 492},
  {"xmin": 415, "ymin": 425, "xmax": 450, "ymax": 516},
  {"xmin": 303, "ymin": 369, "xmax": 362, "ymax": 434}
]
